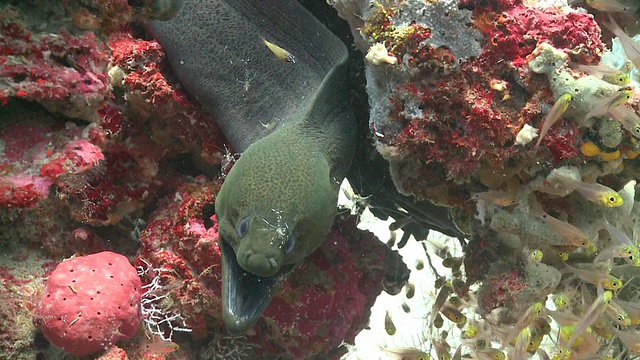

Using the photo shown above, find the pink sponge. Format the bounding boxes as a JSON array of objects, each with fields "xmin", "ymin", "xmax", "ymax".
[{"xmin": 33, "ymin": 251, "xmax": 142, "ymax": 356}]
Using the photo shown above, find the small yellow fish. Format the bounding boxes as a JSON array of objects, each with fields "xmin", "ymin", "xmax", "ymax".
[
  {"xmin": 401, "ymin": 302, "xmax": 411, "ymax": 313},
  {"xmin": 615, "ymin": 299, "xmax": 640, "ymax": 322},
  {"xmin": 434, "ymin": 312, "xmax": 445, "ymax": 328},
  {"xmin": 560, "ymin": 324, "xmax": 599, "ymax": 356},
  {"xmin": 440, "ymin": 305, "xmax": 467, "ymax": 325},
  {"xmin": 262, "ymin": 37, "xmax": 296, "ymax": 63},
  {"xmin": 478, "ymin": 348, "xmax": 506, "ymax": 360},
  {"xmin": 567, "ymin": 289, "xmax": 613, "ymax": 347},
  {"xmin": 594, "ymin": 243, "xmax": 639, "ymax": 263},
  {"xmin": 557, "ymin": 251, "xmax": 569, "ymax": 261},
  {"xmin": 559, "ymin": 325, "xmax": 578, "ymax": 346},
  {"xmin": 140, "ymin": 340, "xmax": 180, "ymax": 354},
  {"xmin": 573, "ymin": 63, "xmax": 630, "ymax": 85},
  {"xmin": 539, "ymin": 213, "xmax": 591, "ymax": 248},
  {"xmin": 530, "ymin": 249, "xmax": 543, "ymax": 262},
  {"xmin": 526, "ymin": 332, "xmax": 543, "ymax": 353},
  {"xmin": 591, "ymin": 318, "xmax": 614, "ymax": 339},
  {"xmin": 559, "ymin": 177, "xmax": 624, "ymax": 207},
  {"xmin": 447, "ymin": 296, "xmax": 462, "ymax": 308},
  {"xmin": 505, "ymin": 302, "xmax": 544, "ymax": 345},
  {"xmin": 586, "ymin": 0, "xmax": 639, "ymax": 13},
  {"xmin": 565, "ymin": 263, "xmax": 623, "ymax": 290},
  {"xmin": 583, "ymin": 88, "xmax": 633, "ymax": 122},
  {"xmin": 551, "ymin": 347, "xmax": 571, "ymax": 360},
  {"xmin": 405, "ymin": 282, "xmax": 415, "ymax": 299},
  {"xmin": 602, "ymin": 274, "xmax": 623, "ymax": 290},
  {"xmin": 379, "ymin": 346, "xmax": 429, "ymax": 360},
  {"xmin": 385, "ymin": 310, "xmax": 396, "ymax": 335},
  {"xmin": 451, "ymin": 278, "xmax": 467, "ymax": 296},
  {"xmin": 554, "ymin": 293, "xmax": 571, "ymax": 310},
  {"xmin": 513, "ymin": 328, "xmax": 531, "ymax": 360},
  {"xmin": 601, "ymin": 72, "xmax": 630, "ymax": 85},
  {"xmin": 535, "ymin": 93, "xmax": 572, "ymax": 149},
  {"xmin": 441, "ymin": 256, "xmax": 463, "ymax": 271},
  {"xmin": 464, "ymin": 324, "xmax": 478, "ymax": 338},
  {"xmin": 609, "ymin": 106, "xmax": 640, "ymax": 138},
  {"xmin": 606, "ymin": 301, "xmax": 632, "ymax": 326},
  {"xmin": 532, "ymin": 317, "xmax": 551, "ymax": 335},
  {"xmin": 619, "ymin": 60, "xmax": 633, "ymax": 73},
  {"xmin": 475, "ymin": 338, "xmax": 487, "ymax": 350},
  {"xmin": 469, "ymin": 191, "xmax": 517, "ymax": 207},
  {"xmin": 433, "ymin": 338, "xmax": 451, "ymax": 360},
  {"xmin": 430, "ymin": 281, "xmax": 451, "ymax": 327}
]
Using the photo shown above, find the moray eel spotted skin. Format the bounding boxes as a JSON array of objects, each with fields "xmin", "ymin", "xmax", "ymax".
[{"xmin": 147, "ymin": 0, "xmax": 356, "ymax": 333}]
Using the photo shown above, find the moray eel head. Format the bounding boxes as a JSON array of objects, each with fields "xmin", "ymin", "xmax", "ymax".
[{"xmin": 215, "ymin": 129, "xmax": 338, "ymax": 333}]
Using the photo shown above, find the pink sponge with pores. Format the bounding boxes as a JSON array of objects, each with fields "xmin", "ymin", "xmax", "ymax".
[{"xmin": 33, "ymin": 251, "xmax": 142, "ymax": 356}]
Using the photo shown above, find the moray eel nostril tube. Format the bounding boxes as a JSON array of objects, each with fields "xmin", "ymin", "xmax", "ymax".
[{"xmin": 147, "ymin": 0, "xmax": 356, "ymax": 334}]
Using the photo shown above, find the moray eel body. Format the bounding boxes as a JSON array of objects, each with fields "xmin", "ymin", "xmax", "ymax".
[{"xmin": 147, "ymin": 0, "xmax": 355, "ymax": 333}]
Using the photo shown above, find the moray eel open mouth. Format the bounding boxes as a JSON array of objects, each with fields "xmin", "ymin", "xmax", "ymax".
[{"xmin": 220, "ymin": 238, "xmax": 293, "ymax": 333}]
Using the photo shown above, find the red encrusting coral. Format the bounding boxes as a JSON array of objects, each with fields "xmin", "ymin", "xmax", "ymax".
[
  {"xmin": 366, "ymin": 0, "xmax": 604, "ymax": 204},
  {"xmin": 0, "ymin": 21, "xmax": 110, "ymax": 119},
  {"xmin": 106, "ymin": 31, "xmax": 226, "ymax": 167},
  {"xmin": 0, "ymin": 119, "xmax": 97, "ymax": 209}
]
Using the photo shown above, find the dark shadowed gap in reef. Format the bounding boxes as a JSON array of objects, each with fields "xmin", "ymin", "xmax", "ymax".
[{"xmin": 298, "ymin": 0, "xmax": 465, "ymax": 243}]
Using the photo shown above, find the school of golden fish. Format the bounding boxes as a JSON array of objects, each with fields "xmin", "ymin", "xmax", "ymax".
[{"xmin": 342, "ymin": 1, "xmax": 640, "ymax": 359}]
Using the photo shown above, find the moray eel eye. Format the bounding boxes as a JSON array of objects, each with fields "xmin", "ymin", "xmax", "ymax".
[
  {"xmin": 237, "ymin": 217, "xmax": 249, "ymax": 238},
  {"xmin": 284, "ymin": 234, "xmax": 295, "ymax": 254}
]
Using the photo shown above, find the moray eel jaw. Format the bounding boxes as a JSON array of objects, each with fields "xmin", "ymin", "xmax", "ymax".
[{"xmin": 219, "ymin": 238, "xmax": 285, "ymax": 334}]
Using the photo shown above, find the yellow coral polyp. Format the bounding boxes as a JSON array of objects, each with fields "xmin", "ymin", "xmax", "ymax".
[
  {"xmin": 580, "ymin": 141, "xmax": 601, "ymax": 157},
  {"xmin": 600, "ymin": 149, "xmax": 620, "ymax": 162}
]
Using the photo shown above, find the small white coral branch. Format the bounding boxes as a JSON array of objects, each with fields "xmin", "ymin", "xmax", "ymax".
[{"xmin": 137, "ymin": 258, "xmax": 193, "ymax": 341}]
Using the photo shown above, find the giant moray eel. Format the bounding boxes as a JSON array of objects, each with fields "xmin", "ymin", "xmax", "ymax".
[{"xmin": 147, "ymin": 0, "xmax": 356, "ymax": 333}]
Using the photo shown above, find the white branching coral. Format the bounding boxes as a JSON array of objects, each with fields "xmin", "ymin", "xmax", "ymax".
[
  {"xmin": 199, "ymin": 330, "xmax": 252, "ymax": 360},
  {"xmin": 137, "ymin": 258, "xmax": 192, "ymax": 341}
]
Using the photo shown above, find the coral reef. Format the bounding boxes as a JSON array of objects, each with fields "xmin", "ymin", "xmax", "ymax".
[
  {"xmin": 332, "ymin": 0, "xmax": 640, "ymax": 358},
  {"xmin": 4, "ymin": 0, "xmax": 640, "ymax": 358}
]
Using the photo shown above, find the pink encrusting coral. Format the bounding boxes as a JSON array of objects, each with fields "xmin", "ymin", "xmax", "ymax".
[
  {"xmin": 0, "ymin": 18, "xmax": 110, "ymax": 119},
  {"xmin": 0, "ymin": 120, "xmax": 103, "ymax": 209},
  {"xmin": 33, "ymin": 251, "xmax": 142, "ymax": 356}
]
